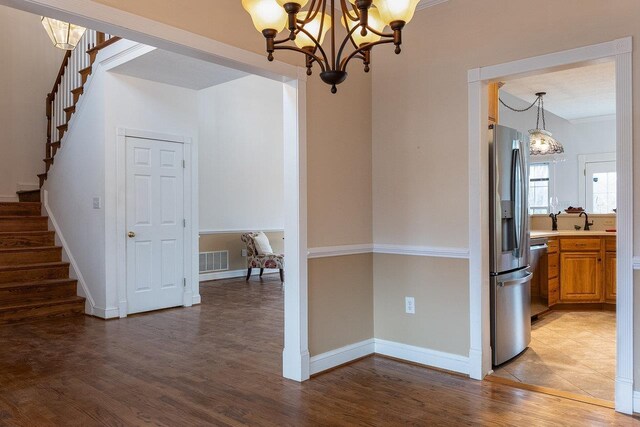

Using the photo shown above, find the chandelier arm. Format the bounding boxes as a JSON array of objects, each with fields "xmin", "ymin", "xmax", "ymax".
[
  {"xmin": 330, "ymin": 0, "xmax": 336, "ymax": 70},
  {"xmin": 336, "ymin": 16, "xmax": 363, "ymax": 65},
  {"xmin": 295, "ymin": 24, "xmax": 330, "ymax": 66},
  {"xmin": 298, "ymin": 0, "xmax": 321, "ymax": 24},
  {"xmin": 340, "ymin": 39, "xmax": 394, "ymax": 71},
  {"xmin": 274, "ymin": 45, "xmax": 328, "ymax": 72},
  {"xmin": 341, "ymin": 0, "xmax": 360, "ymax": 22}
]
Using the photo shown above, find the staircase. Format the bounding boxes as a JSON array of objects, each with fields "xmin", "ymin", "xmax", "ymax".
[
  {"xmin": 39, "ymin": 31, "xmax": 120, "ymax": 187},
  {"xmin": 0, "ymin": 199, "xmax": 84, "ymax": 324}
]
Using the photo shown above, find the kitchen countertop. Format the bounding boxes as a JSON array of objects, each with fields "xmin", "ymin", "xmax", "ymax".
[{"xmin": 531, "ymin": 230, "xmax": 617, "ymax": 238}]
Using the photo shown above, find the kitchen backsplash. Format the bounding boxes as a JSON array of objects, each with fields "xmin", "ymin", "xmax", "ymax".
[{"xmin": 530, "ymin": 213, "xmax": 616, "ymax": 231}]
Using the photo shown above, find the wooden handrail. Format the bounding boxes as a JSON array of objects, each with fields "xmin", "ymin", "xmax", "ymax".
[
  {"xmin": 87, "ymin": 36, "xmax": 122, "ymax": 54},
  {"xmin": 50, "ymin": 50, "xmax": 72, "ymax": 95}
]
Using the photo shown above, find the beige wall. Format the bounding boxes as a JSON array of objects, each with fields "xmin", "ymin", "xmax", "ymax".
[
  {"xmin": 371, "ymin": 0, "xmax": 640, "ymax": 382},
  {"xmin": 0, "ymin": 6, "xmax": 64, "ymax": 200},
  {"xmin": 200, "ymin": 231, "xmax": 284, "ymax": 272},
  {"xmin": 88, "ymin": 0, "xmax": 374, "ymax": 354},
  {"xmin": 374, "ymin": 254, "xmax": 469, "ymax": 356},
  {"xmin": 308, "ymin": 254, "xmax": 373, "ymax": 356}
]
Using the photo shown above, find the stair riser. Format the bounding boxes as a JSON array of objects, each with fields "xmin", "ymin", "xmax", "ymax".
[
  {"xmin": 0, "ymin": 282, "xmax": 77, "ymax": 307},
  {"xmin": 0, "ymin": 204, "xmax": 41, "ymax": 216},
  {"xmin": 0, "ymin": 299, "xmax": 84, "ymax": 325},
  {"xmin": 0, "ymin": 233, "xmax": 55, "ymax": 248},
  {"xmin": 17, "ymin": 192, "xmax": 41, "ymax": 203},
  {"xmin": 0, "ymin": 266, "xmax": 69, "ymax": 284},
  {"xmin": 0, "ymin": 218, "xmax": 48, "ymax": 232},
  {"xmin": 0, "ymin": 248, "xmax": 62, "ymax": 265}
]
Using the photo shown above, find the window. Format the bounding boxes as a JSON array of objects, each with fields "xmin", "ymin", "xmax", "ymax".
[
  {"xmin": 529, "ymin": 163, "xmax": 550, "ymax": 214},
  {"xmin": 585, "ymin": 160, "xmax": 616, "ymax": 213}
]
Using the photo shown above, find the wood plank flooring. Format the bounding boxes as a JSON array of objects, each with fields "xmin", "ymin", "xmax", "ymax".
[{"xmin": 0, "ymin": 274, "xmax": 638, "ymax": 426}]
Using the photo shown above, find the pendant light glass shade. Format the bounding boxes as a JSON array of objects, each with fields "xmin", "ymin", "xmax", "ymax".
[
  {"xmin": 342, "ymin": 7, "xmax": 387, "ymax": 45},
  {"xmin": 529, "ymin": 129, "xmax": 564, "ymax": 155},
  {"xmin": 373, "ymin": 0, "xmax": 420, "ymax": 26},
  {"xmin": 294, "ymin": 12, "xmax": 331, "ymax": 49},
  {"xmin": 41, "ymin": 17, "xmax": 86, "ymax": 50},
  {"xmin": 242, "ymin": 0, "xmax": 288, "ymax": 33}
]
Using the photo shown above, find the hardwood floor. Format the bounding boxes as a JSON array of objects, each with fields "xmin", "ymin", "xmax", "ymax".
[{"xmin": 0, "ymin": 274, "xmax": 637, "ymax": 426}]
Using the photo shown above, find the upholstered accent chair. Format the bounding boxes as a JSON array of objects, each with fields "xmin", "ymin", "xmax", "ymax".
[{"xmin": 241, "ymin": 232, "xmax": 284, "ymax": 282}]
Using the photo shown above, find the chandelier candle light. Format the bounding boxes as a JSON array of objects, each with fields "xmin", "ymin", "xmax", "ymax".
[{"xmin": 242, "ymin": 0, "xmax": 420, "ymax": 93}]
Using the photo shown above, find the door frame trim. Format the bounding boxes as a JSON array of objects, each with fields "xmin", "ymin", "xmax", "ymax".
[
  {"xmin": 118, "ymin": 130, "xmax": 195, "ymax": 314},
  {"xmin": 468, "ymin": 37, "xmax": 633, "ymax": 413},
  {"xmin": 1, "ymin": 0, "xmax": 311, "ymax": 382}
]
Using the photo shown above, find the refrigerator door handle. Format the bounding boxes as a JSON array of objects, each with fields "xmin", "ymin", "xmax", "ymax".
[
  {"xmin": 498, "ymin": 272, "xmax": 533, "ymax": 287},
  {"xmin": 510, "ymin": 148, "xmax": 519, "ymax": 251},
  {"xmin": 518, "ymin": 146, "xmax": 528, "ymax": 259}
]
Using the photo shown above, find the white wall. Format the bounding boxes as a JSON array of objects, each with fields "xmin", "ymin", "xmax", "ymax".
[
  {"xmin": 197, "ymin": 75, "xmax": 284, "ymax": 232},
  {"xmin": 499, "ymin": 91, "xmax": 616, "ymax": 209},
  {"xmin": 45, "ymin": 53, "xmax": 199, "ymax": 316},
  {"xmin": 44, "ymin": 69, "xmax": 107, "ymax": 311},
  {"xmin": 0, "ymin": 6, "xmax": 64, "ymax": 200}
]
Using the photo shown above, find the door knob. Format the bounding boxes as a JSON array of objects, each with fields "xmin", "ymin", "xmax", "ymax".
[{"xmin": 128, "ymin": 231, "xmax": 136, "ymax": 238}]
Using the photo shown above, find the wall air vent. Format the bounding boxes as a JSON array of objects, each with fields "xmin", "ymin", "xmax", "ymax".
[{"xmin": 199, "ymin": 250, "xmax": 229, "ymax": 273}]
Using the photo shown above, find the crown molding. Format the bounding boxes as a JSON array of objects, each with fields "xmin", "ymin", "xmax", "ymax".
[
  {"xmin": 569, "ymin": 114, "xmax": 616, "ymax": 125},
  {"xmin": 417, "ymin": 0, "xmax": 449, "ymax": 11}
]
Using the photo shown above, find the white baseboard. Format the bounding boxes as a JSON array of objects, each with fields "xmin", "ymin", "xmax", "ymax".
[
  {"xmin": 92, "ymin": 306, "xmax": 120, "ymax": 319},
  {"xmin": 375, "ymin": 339, "xmax": 470, "ymax": 375},
  {"xmin": 200, "ymin": 268, "xmax": 281, "ymax": 282},
  {"xmin": 632, "ymin": 390, "xmax": 640, "ymax": 414},
  {"xmin": 308, "ymin": 338, "xmax": 469, "ymax": 377},
  {"xmin": 192, "ymin": 294, "xmax": 201, "ymax": 305},
  {"xmin": 310, "ymin": 339, "xmax": 375, "ymax": 375}
]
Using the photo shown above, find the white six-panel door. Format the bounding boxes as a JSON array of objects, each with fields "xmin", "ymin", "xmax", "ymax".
[{"xmin": 126, "ymin": 137, "xmax": 185, "ymax": 314}]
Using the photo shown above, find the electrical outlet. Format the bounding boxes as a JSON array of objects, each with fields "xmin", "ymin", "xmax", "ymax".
[
  {"xmin": 241, "ymin": 249, "xmax": 247, "ymax": 257},
  {"xmin": 92, "ymin": 197, "xmax": 101, "ymax": 209},
  {"xmin": 405, "ymin": 297, "xmax": 415, "ymax": 314}
]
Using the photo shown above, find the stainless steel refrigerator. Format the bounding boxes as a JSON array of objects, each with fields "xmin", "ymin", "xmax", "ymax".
[{"xmin": 489, "ymin": 124, "xmax": 532, "ymax": 366}]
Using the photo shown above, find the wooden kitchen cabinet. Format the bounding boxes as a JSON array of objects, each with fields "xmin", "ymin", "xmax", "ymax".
[
  {"xmin": 560, "ymin": 252, "xmax": 603, "ymax": 302},
  {"xmin": 547, "ymin": 238, "xmax": 559, "ymax": 307},
  {"xmin": 605, "ymin": 250, "xmax": 617, "ymax": 303},
  {"xmin": 541, "ymin": 235, "xmax": 615, "ymax": 307}
]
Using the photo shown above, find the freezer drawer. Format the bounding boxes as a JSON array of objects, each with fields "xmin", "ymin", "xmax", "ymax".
[{"xmin": 491, "ymin": 269, "xmax": 532, "ymax": 366}]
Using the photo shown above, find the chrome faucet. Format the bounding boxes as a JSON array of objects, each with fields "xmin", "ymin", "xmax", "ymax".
[{"xmin": 579, "ymin": 212, "xmax": 594, "ymax": 231}]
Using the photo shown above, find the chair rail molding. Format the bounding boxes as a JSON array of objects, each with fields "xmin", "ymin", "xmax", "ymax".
[
  {"xmin": 307, "ymin": 243, "xmax": 470, "ymax": 259},
  {"xmin": 468, "ymin": 36, "xmax": 633, "ymax": 414}
]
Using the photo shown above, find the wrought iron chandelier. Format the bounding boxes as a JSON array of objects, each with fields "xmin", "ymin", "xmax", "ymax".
[
  {"xmin": 500, "ymin": 91, "xmax": 565, "ymax": 155},
  {"xmin": 242, "ymin": 0, "xmax": 419, "ymax": 93}
]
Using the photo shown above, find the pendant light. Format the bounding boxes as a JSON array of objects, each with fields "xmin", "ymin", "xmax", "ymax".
[
  {"xmin": 500, "ymin": 91, "xmax": 565, "ymax": 156},
  {"xmin": 41, "ymin": 17, "xmax": 86, "ymax": 50}
]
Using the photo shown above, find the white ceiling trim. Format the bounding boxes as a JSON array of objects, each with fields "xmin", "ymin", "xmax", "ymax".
[
  {"xmin": 417, "ymin": 0, "xmax": 449, "ymax": 11},
  {"xmin": 569, "ymin": 114, "xmax": 616, "ymax": 125}
]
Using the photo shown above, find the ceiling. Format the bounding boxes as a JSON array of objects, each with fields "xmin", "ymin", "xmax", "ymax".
[
  {"xmin": 110, "ymin": 49, "xmax": 248, "ymax": 90},
  {"xmin": 501, "ymin": 62, "xmax": 616, "ymax": 121}
]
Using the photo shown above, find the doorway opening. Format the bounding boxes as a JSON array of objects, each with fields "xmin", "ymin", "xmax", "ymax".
[
  {"xmin": 0, "ymin": 0, "xmax": 310, "ymax": 382},
  {"xmin": 488, "ymin": 62, "xmax": 618, "ymax": 401},
  {"xmin": 467, "ymin": 37, "xmax": 633, "ymax": 414}
]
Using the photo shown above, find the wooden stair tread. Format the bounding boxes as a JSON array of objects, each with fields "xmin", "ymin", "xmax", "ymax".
[
  {"xmin": 0, "ymin": 245, "xmax": 60, "ymax": 253},
  {"xmin": 0, "ymin": 261, "xmax": 69, "ymax": 272},
  {"xmin": 0, "ymin": 296, "xmax": 84, "ymax": 312},
  {"xmin": 0, "ymin": 230, "xmax": 53, "ymax": 236},
  {"xmin": 0, "ymin": 202, "xmax": 41, "ymax": 216},
  {"xmin": 0, "ymin": 278, "xmax": 76, "ymax": 291}
]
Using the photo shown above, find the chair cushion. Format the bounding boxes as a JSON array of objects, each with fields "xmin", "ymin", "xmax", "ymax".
[{"xmin": 253, "ymin": 231, "xmax": 273, "ymax": 255}]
